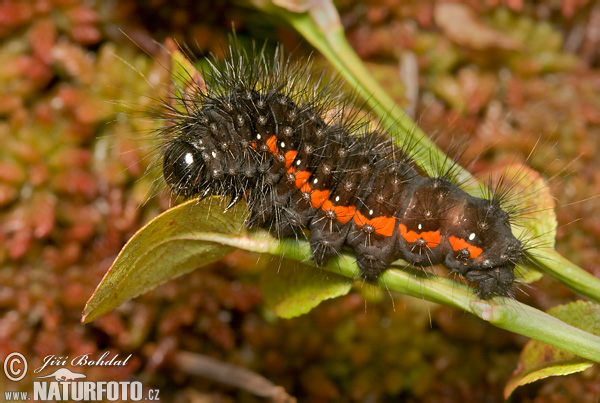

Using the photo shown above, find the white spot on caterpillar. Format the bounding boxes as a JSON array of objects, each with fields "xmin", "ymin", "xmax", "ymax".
[
  {"xmin": 335, "ymin": 196, "xmax": 340, "ymax": 202},
  {"xmin": 211, "ymin": 151, "xmax": 217, "ymax": 158},
  {"xmin": 469, "ymin": 233, "xmax": 476, "ymax": 241},
  {"xmin": 296, "ymin": 160, "xmax": 301, "ymax": 166},
  {"xmin": 313, "ymin": 178, "xmax": 318, "ymax": 184},
  {"xmin": 369, "ymin": 209, "xmax": 374, "ymax": 216},
  {"xmin": 280, "ymin": 142, "xmax": 285, "ymax": 148},
  {"xmin": 184, "ymin": 153, "xmax": 194, "ymax": 165},
  {"xmin": 418, "ymin": 223, "xmax": 422, "ymax": 230},
  {"xmin": 256, "ymin": 134, "xmax": 262, "ymax": 140}
]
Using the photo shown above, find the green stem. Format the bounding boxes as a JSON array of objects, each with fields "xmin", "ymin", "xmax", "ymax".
[
  {"xmin": 471, "ymin": 300, "xmax": 600, "ymax": 363},
  {"xmin": 227, "ymin": 234, "xmax": 600, "ymax": 363},
  {"xmin": 532, "ymin": 251, "xmax": 600, "ymax": 306}
]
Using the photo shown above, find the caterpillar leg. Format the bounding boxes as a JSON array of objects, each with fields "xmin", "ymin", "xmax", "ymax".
[
  {"xmin": 464, "ymin": 265, "xmax": 515, "ymax": 299},
  {"xmin": 346, "ymin": 217, "xmax": 397, "ymax": 279},
  {"xmin": 309, "ymin": 209, "xmax": 350, "ymax": 267}
]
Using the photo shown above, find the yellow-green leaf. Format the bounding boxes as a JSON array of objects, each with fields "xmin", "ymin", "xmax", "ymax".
[
  {"xmin": 504, "ymin": 301, "xmax": 600, "ymax": 397},
  {"xmin": 82, "ymin": 197, "xmax": 246, "ymax": 323},
  {"xmin": 260, "ymin": 258, "xmax": 352, "ymax": 319}
]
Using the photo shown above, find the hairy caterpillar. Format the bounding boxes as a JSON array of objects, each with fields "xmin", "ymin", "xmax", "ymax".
[{"xmin": 158, "ymin": 44, "xmax": 524, "ymax": 299}]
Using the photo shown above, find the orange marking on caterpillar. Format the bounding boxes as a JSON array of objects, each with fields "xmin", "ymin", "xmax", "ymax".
[
  {"xmin": 449, "ymin": 235, "xmax": 482, "ymax": 258},
  {"xmin": 371, "ymin": 216, "xmax": 396, "ymax": 237},
  {"xmin": 354, "ymin": 212, "xmax": 395, "ymax": 237},
  {"xmin": 284, "ymin": 151, "xmax": 297, "ymax": 168},
  {"xmin": 399, "ymin": 224, "xmax": 441, "ymax": 248},
  {"xmin": 353, "ymin": 211, "xmax": 368, "ymax": 227},
  {"xmin": 422, "ymin": 231, "xmax": 441, "ymax": 247},
  {"xmin": 310, "ymin": 189, "xmax": 330, "ymax": 208},
  {"xmin": 334, "ymin": 205, "xmax": 356, "ymax": 224},
  {"xmin": 321, "ymin": 200, "xmax": 356, "ymax": 224},
  {"xmin": 250, "ymin": 142, "xmax": 257, "ymax": 150},
  {"xmin": 301, "ymin": 183, "xmax": 312, "ymax": 193},
  {"xmin": 266, "ymin": 135, "xmax": 278, "ymax": 154},
  {"xmin": 321, "ymin": 199, "xmax": 334, "ymax": 212},
  {"xmin": 294, "ymin": 171, "xmax": 311, "ymax": 188},
  {"xmin": 399, "ymin": 224, "xmax": 418, "ymax": 243}
]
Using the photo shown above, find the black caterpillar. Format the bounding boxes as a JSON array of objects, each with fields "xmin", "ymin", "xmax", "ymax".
[{"xmin": 159, "ymin": 45, "xmax": 524, "ymax": 299}]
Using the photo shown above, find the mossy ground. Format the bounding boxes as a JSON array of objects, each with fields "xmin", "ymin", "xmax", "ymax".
[{"xmin": 1, "ymin": 1, "xmax": 599, "ymax": 401}]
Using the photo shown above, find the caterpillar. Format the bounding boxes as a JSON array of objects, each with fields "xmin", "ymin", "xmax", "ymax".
[{"xmin": 158, "ymin": 44, "xmax": 524, "ymax": 300}]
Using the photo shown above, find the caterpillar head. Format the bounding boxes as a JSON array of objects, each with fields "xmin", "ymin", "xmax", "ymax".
[
  {"xmin": 162, "ymin": 138, "xmax": 206, "ymax": 197},
  {"xmin": 444, "ymin": 197, "xmax": 523, "ymax": 299}
]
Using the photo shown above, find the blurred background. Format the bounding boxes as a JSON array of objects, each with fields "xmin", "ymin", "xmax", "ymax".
[{"xmin": 0, "ymin": 0, "xmax": 599, "ymax": 401}]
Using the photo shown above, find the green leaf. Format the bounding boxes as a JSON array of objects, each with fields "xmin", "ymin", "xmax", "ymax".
[
  {"xmin": 504, "ymin": 301, "xmax": 600, "ymax": 398},
  {"xmin": 82, "ymin": 198, "xmax": 246, "ymax": 323},
  {"xmin": 260, "ymin": 258, "xmax": 352, "ymax": 318},
  {"xmin": 505, "ymin": 362, "xmax": 594, "ymax": 399}
]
